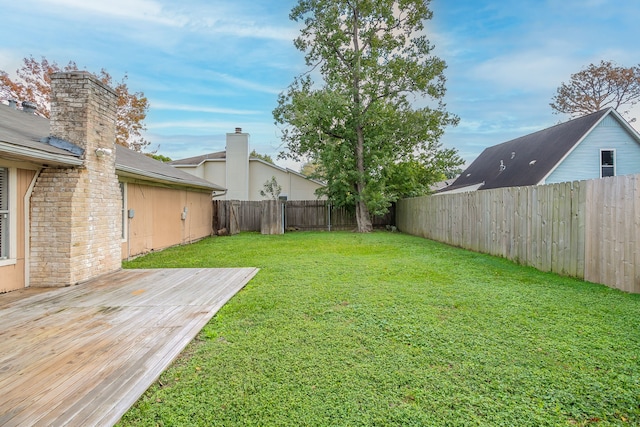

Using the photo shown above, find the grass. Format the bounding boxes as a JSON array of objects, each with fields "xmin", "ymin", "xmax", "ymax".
[{"xmin": 118, "ymin": 232, "xmax": 640, "ymax": 426}]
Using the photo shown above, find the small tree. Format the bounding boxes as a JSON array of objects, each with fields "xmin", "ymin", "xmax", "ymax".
[
  {"xmin": 260, "ymin": 176, "xmax": 282, "ymax": 200},
  {"xmin": 0, "ymin": 55, "xmax": 150, "ymax": 151},
  {"xmin": 551, "ymin": 60, "xmax": 640, "ymax": 121}
]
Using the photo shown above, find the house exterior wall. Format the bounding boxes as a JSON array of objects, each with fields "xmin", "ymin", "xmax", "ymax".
[
  {"xmin": 546, "ymin": 115, "xmax": 640, "ymax": 184},
  {"xmin": 249, "ymin": 161, "xmax": 323, "ymax": 200},
  {"xmin": 0, "ymin": 166, "xmax": 36, "ymax": 293},
  {"xmin": 175, "ymin": 159, "xmax": 323, "ymax": 201},
  {"xmin": 202, "ymin": 161, "xmax": 226, "ymax": 189},
  {"xmin": 30, "ymin": 72, "xmax": 121, "ymax": 287},
  {"xmin": 121, "ymin": 181, "xmax": 213, "ymax": 259}
]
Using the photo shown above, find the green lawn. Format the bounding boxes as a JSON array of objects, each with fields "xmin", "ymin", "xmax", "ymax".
[{"xmin": 118, "ymin": 232, "xmax": 640, "ymax": 426}]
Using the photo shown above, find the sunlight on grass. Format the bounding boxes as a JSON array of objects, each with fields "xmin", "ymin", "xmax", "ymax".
[{"xmin": 119, "ymin": 232, "xmax": 640, "ymax": 426}]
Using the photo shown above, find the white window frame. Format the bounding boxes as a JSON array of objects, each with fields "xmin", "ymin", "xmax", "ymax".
[
  {"xmin": 0, "ymin": 167, "xmax": 17, "ymax": 266},
  {"xmin": 600, "ymin": 149, "xmax": 616, "ymax": 178}
]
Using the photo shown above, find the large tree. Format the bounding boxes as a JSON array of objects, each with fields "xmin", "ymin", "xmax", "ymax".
[
  {"xmin": 273, "ymin": 0, "xmax": 460, "ymax": 232},
  {"xmin": 551, "ymin": 60, "xmax": 640, "ymax": 121},
  {"xmin": 250, "ymin": 149, "xmax": 275, "ymax": 164},
  {"xmin": 0, "ymin": 56, "xmax": 150, "ymax": 151}
]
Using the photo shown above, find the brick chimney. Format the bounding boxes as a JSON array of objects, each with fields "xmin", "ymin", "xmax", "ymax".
[{"xmin": 30, "ymin": 71, "xmax": 122, "ymax": 287}]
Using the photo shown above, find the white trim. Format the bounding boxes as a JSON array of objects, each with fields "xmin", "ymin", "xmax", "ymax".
[
  {"xmin": 539, "ymin": 109, "xmax": 613, "ymax": 184},
  {"xmin": 0, "ymin": 168, "xmax": 17, "ymax": 266},
  {"xmin": 115, "ymin": 166, "xmax": 223, "ymax": 192},
  {"xmin": 23, "ymin": 168, "xmax": 41, "ymax": 287},
  {"xmin": 599, "ymin": 148, "xmax": 616, "ymax": 178},
  {"xmin": 0, "ymin": 141, "xmax": 82, "ymax": 166},
  {"xmin": 540, "ymin": 109, "xmax": 640, "ymax": 183},
  {"xmin": 437, "ymin": 182, "xmax": 485, "ymax": 194}
]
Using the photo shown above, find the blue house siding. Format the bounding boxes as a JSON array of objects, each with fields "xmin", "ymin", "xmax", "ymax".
[{"xmin": 545, "ymin": 115, "xmax": 640, "ymax": 184}]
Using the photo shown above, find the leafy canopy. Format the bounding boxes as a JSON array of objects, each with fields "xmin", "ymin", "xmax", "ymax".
[
  {"xmin": 0, "ymin": 55, "xmax": 150, "ymax": 151},
  {"xmin": 274, "ymin": 0, "xmax": 461, "ymax": 231},
  {"xmin": 551, "ymin": 60, "xmax": 640, "ymax": 121},
  {"xmin": 250, "ymin": 149, "xmax": 275, "ymax": 164}
]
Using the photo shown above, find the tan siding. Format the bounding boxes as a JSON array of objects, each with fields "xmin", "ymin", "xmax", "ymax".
[{"xmin": 123, "ymin": 183, "xmax": 213, "ymax": 259}]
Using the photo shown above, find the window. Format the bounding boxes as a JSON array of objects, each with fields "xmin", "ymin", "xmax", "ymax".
[
  {"xmin": 600, "ymin": 149, "xmax": 616, "ymax": 177},
  {"xmin": 0, "ymin": 167, "xmax": 8, "ymax": 260}
]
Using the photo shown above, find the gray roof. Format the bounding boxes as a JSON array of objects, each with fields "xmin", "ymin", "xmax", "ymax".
[
  {"xmin": 0, "ymin": 103, "xmax": 82, "ymax": 165},
  {"xmin": 170, "ymin": 150, "xmax": 327, "ymax": 186},
  {"xmin": 169, "ymin": 151, "xmax": 226, "ymax": 166},
  {"xmin": 115, "ymin": 145, "xmax": 225, "ymax": 191},
  {"xmin": 0, "ymin": 103, "xmax": 224, "ymax": 191},
  {"xmin": 444, "ymin": 108, "xmax": 616, "ymax": 192}
]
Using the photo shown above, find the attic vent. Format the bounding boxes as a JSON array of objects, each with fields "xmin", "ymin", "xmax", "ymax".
[
  {"xmin": 499, "ymin": 160, "xmax": 506, "ymax": 172},
  {"xmin": 22, "ymin": 101, "xmax": 37, "ymax": 114},
  {"xmin": 511, "ymin": 151, "xmax": 516, "ymax": 159},
  {"xmin": 529, "ymin": 160, "xmax": 537, "ymax": 166},
  {"xmin": 466, "ymin": 173, "xmax": 471, "ymax": 177}
]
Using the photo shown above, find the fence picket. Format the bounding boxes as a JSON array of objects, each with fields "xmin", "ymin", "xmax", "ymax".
[{"xmin": 397, "ymin": 174, "xmax": 640, "ymax": 293}]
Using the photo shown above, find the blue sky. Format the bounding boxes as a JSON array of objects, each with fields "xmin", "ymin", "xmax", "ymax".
[{"xmin": 3, "ymin": 0, "xmax": 640, "ymax": 169}]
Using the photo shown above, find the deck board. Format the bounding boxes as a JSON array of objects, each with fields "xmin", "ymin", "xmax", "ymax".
[{"xmin": 0, "ymin": 267, "xmax": 258, "ymax": 427}]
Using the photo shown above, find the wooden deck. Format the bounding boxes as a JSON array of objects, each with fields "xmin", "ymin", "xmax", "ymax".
[{"xmin": 0, "ymin": 267, "xmax": 258, "ymax": 427}]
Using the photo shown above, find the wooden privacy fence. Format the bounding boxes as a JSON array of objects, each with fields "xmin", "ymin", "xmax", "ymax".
[
  {"xmin": 285, "ymin": 200, "xmax": 395, "ymax": 231},
  {"xmin": 213, "ymin": 200, "xmax": 395, "ymax": 234},
  {"xmin": 397, "ymin": 174, "xmax": 640, "ymax": 293}
]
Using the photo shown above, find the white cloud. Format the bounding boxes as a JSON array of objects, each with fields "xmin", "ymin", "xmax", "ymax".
[
  {"xmin": 0, "ymin": 50, "xmax": 24, "ymax": 76},
  {"xmin": 471, "ymin": 52, "xmax": 574, "ymax": 92},
  {"xmin": 207, "ymin": 72, "xmax": 284, "ymax": 95},
  {"xmin": 151, "ymin": 102, "xmax": 261, "ymax": 115},
  {"xmin": 196, "ymin": 17, "xmax": 297, "ymax": 41},
  {"xmin": 31, "ymin": 0, "xmax": 296, "ymax": 42},
  {"xmin": 147, "ymin": 119, "xmax": 273, "ymax": 133},
  {"xmin": 36, "ymin": 0, "xmax": 189, "ymax": 26}
]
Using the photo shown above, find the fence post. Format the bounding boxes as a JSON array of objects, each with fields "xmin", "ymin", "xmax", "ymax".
[
  {"xmin": 261, "ymin": 200, "xmax": 283, "ymax": 235},
  {"xmin": 229, "ymin": 200, "xmax": 240, "ymax": 235}
]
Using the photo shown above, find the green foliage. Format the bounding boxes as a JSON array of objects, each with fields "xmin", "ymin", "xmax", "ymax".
[
  {"xmin": 120, "ymin": 232, "xmax": 640, "ymax": 426},
  {"xmin": 384, "ymin": 160, "xmax": 443, "ymax": 198},
  {"xmin": 274, "ymin": 0, "xmax": 461, "ymax": 230},
  {"xmin": 250, "ymin": 149, "xmax": 274, "ymax": 164},
  {"xmin": 259, "ymin": 176, "xmax": 282, "ymax": 200},
  {"xmin": 299, "ymin": 160, "xmax": 323, "ymax": 179},
  {"xmin": 145, "ymin": 153, "xmax": 172, "ymax": 162}
]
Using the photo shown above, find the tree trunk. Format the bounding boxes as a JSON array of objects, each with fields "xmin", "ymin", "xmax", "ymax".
[
  {"xmin": 355, "ymin": 199, "xmax": 373, "ymax": 232},
  {"xmin": 350, "ymin": 9, "xmax": 372, "ymax": 233},
  {"xmin": 354, "ymin": 124, "xmax": 373, "ymax": 232}
]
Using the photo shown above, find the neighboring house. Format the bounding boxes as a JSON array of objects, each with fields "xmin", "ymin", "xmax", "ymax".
[
  {"xmin": 170, "ymin": 128, "xmax": 325, "ymax": 201},
  {"xmin": 430, "ymin": 176, "xmax": 459, "ymax": 193},
  {"xmin": 0, "ymin": 71, "xmax": 224, "ymax": 293},
  {"xmin": 442, "ymin": 108, "xmax": 640, "ymax": 193}
]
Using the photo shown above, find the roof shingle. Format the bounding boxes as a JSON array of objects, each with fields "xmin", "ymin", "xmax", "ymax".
[{"xmin": 445, "ymin": 109, "xmax": 612, "ymax": 191}]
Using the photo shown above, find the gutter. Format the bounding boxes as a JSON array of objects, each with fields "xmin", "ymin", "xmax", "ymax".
[
  {"xmin": 0, "ymin": 141, "xmax": 83, "ymax": 166},
  {"xmin": 116, "ymin": 164, "xmax": 225, "ymax": 192}
]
